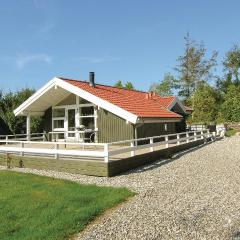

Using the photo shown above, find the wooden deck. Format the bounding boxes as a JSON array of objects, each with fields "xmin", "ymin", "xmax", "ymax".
[
  {"xmin": 0, "ymin": 141, "xmax": 176, "ymax": 161},
  {"xmin": 0, "ymin": 131, "xmax": 212, "ymax": 176}
]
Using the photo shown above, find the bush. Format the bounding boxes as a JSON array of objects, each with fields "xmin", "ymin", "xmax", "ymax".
[{"xmin": 225, "ymin": 128, "xmax": 236, "ymax": 137}]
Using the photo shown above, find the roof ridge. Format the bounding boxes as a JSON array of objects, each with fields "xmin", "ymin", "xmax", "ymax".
[{"xmin": 58, "ymin": 76, "xmax": 172, "ymax": 97}]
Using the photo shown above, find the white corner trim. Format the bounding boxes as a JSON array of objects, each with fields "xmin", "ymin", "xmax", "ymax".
[
  {"xmin": 14, "ymin": 77, "xmax": 59, "ymax": 116},
  {"xmin": 55, "ymin": 78, "xmax": 138, "ymax": 124},
  {"xmin": 167, "ymin": 97, "xmax": 187, "ymax": 114}
]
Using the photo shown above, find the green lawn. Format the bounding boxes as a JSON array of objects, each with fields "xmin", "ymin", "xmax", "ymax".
[{"xmin": 0, "ymin": 171, "xmax": 134, "ymax": 240}]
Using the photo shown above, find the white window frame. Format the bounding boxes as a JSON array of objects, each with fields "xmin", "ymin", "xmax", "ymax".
[
  {"xmin": 52, "ymin": 96, "xmax": 98, "ymax": 141},
  {"xmin": 52, "ymin": 108, "xmax": 66, "ymax": 132}
]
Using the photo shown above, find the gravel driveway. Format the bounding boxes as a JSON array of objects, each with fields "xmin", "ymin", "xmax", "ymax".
[{"xmin": 2, "ymin": 136, "xmax": 240, "ymax": 239}]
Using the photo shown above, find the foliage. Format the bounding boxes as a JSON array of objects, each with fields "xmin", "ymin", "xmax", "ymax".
[
  {"xmin": 0, "ymin": 171, "xmax": 134, "ymax": 240},
  {"xmin": 114, "ymin": 80, "xmax": 123, "ymax": 88},
  {"xmin": 216, "ymin": 73, "xmax": 233, "ymax": 94},
  {"xmin": 114, "ymin": 80, "xmax": 135, "ymax": 90},
  {"xmin": 175, "ymin": 33, "xmax": 217, "ymax": 100},
  {"xmin": 225, "ymin": 128, "xmax": 236, "ymax": 137},
  {"xmin": 189, "ymin": 83, "xmax": 219, "ymax": 124},
  {"xmin": 0, "ymin": 89, "xmax": 43, "ymax": 134},
  {"xmin": 149, "ymin": 73, "xmax": 176, "ymax": 96},
  {"xmin": 217, "ymin": 44, "xmax": 240, "ymax": 94},
  {"xmin": 220, "ymin": 85, "xmax": 240, "ymax": 122},
  {"xmin": 223, "ymin": 44, "xmax": 240, "ymax": 85},
  {"xmin": 125, "ymin": 81, "xmax": 134, "ymax": 90}
]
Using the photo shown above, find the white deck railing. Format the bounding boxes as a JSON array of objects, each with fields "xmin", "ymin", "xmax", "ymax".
[
  {"xmin": 0, "ymin": 130, "xmax": 214, "ymax": 163},
  {"xmin": 0, "ymin": 133, "xmax": 45, "ymax": 141}
]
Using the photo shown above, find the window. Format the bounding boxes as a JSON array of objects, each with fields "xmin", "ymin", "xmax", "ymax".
[
  {"xmin": 53, "ymin": 108, "xmax": 65, "ymax": 117},
  {"xmin": 81, "ymin": 117, "xmax": 95, "ymax": 129},
  {"xmin": 53, "ymin": 119, "xmax": 64, "ymax": 129},
  {"xmin": 164, "ymin": 123, "xmax": 168, "ymax": 131},
  {"xmin": 81, "ymin": 106, "xmax": 94, "ymax": 116},
  {"xmin": 52, "ymin": 108, "xmax": 65, "ymax": 130},
  {"xmin": 79, "ymin": 105, "xmax": 95, "ymax": 130}
]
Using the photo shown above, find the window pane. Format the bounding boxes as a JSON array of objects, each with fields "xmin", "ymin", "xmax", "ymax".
[
  {"xmin": 53, "ymin": 120, "xmax": 64, "ymax": 129},
  {"xmin": 81, "ymin": 117, "xmax": 94, "ymax": 130},
  {"xmin": 53, "ymin": 108, "xmax": 65, "ymax": 117},
  {"xmin": 81, "ymin": 107, "xmax": 94, "ymax": 116}
]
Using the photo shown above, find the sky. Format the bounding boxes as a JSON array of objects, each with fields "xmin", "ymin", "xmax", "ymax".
[{"xmin": 0, "ymin": 0, "xmax": 240, "ymax": 92}]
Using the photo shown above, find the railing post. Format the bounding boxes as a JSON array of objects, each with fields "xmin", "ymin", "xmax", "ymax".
[
  {"xmin": 201, "ymin": 131, "xmax": 204, "ymax": 139},
  {"xmin": 21, "ymin": 142, "xmax": 24, "ymax": 156},
  {"xmin": 194, "ymin": 132, "xmax": 197, "ymax": 141},
  {"xmin": 165, "ymin": 136, "xmax": 169, "ymax": 148},
  {"xmin": 150, "ymin": 137, "xmax": 154, "ymax": 152},
  {"xmin": 6, "ymin": 136, "xmax": 8, "ymax": 145},
  {"xmin": 54, "ymin": 143, "xmax": 59, "ymax": 160},
  {"xmin": 207, "ymin": 130, "xmax": 210, "ymax": 138},
  {"xmin": 177, "ymin": 134, "xmax": 180, "ymax": 145},
  {"xmin": 104, "ymin": 144, "xmax": 109, "ymax": 163},
  {"xmin": 186, "ymin": 132, "xmax": 189, "ymax": 143},
  {"xmin": 26, "ymin": 115, "xmax": 31, "ymax": 141},
  {"xmin": 130, "ymin": 141, "xmax": 135, "ymax": 156}
]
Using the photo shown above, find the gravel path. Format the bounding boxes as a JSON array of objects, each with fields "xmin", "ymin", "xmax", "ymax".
[{"xmin": 1, "ymin": 136, "xmax": 240, "ymax": 239}]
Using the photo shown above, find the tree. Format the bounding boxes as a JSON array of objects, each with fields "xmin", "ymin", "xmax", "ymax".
[
  {"xmin": 220, "ymin": 84, "xmax": 240, "ymax": 122},
  {"xmin": 223, "ymin": 44, "xmax": 240, "ymax": 85},
  {"xmin": 0, "ymin": 89, "xmax": 43, "ymax": 134},
  {"xmin": 114, "ymin": 80, "xmax": 123, "ymax": 88},
  {"xmin": 216, "ymin": 73, "xmax": 233, "ymax": 94},
  {"xmin": 175, "ymin": 33, "xmax": 217, "ymax": 101},
  {"xmin": 189, "ymin": 83, "xmax": 219, "ymax": 124},
  {"xmin": 149, "ymin": 73, "xmax": 176, "ymax": 96},
  {"xmin": 124, "ymin": 81, "xmax": 134, "ymax": 90},
  {"xmin": 114, "ymin": 80, "xmax": 135, "ymax": 90}
]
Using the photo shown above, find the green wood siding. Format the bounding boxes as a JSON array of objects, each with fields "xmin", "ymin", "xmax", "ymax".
[
  {"xmin": 136, "ymin": 122, "xmax": 176, "ymax": 138},
  {"xmin": 97, "ymin": 109, "xmax": 134, "ymax": 143},
  {"xmin": 0, "ymin": 155, "xmax": 108, "ymax": 177}
]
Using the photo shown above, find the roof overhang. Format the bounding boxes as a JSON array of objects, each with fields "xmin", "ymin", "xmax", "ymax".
[{"xmin": 14, "ymin": 77, "xmax": 139, "ymax": 124}]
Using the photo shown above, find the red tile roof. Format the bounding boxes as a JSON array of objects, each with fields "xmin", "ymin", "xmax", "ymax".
[{"xmin": 60, "ymin": 78, "xmax": 182, "ymax": 119}]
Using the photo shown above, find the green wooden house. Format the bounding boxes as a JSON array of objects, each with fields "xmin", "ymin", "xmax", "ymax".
[{"xmin": 14, "ymin": 72, "xmax": 187, "ymax": 143}]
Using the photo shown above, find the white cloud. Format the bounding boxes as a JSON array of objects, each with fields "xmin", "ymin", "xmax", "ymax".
[
  {"xmin": 16, "ymin": 53, "xmax": 52, "ymax": 69},
  {"xmin": 79, "ymin": 56, "xmax": 120, "ymax": 64}
]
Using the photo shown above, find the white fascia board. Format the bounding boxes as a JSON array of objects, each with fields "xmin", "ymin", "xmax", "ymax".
[
  {"xmin": 167, "ymin": 97, "xmax": 187, "ymax": 114},
  {"xmin": 55, "ymin": 78, "xmax": 138, "ymax": 124},
  {"xmin": 14, "ymin": 77, "xmax": 58, "ymax": 116}
]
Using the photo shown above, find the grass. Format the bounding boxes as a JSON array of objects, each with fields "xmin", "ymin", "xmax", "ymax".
[
  {"xmin": 0, "ymin": 171, "xmax": 134, "ymax": 240},
  {"xmin": 225, "ymin": 128, "xmax": 237, "ymax": 137}
]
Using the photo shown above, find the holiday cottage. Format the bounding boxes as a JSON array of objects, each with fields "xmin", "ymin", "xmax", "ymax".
[{"xmin": 14, "ymin": 72, "xmax": 187, "ymax": 143}]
